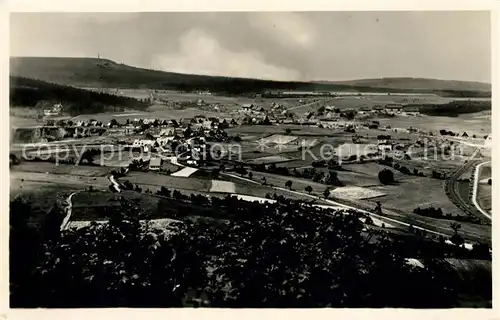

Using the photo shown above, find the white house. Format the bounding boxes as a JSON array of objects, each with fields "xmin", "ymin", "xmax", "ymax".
[
  {"xmin": 133, "ymin": 139, "xmax": 155, "ymax": 148},
  {"xmin": 149, "ymin": 157, "xmax": 161, "ymax": 171},
  {"xmin": 378, "ymin": 144, "xmax": 392, "ymax": 152}
]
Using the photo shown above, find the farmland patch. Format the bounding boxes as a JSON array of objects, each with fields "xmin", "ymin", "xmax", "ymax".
[{"xmin": 330, "ymin": 186, "xmax": 386, "ymax": 200}]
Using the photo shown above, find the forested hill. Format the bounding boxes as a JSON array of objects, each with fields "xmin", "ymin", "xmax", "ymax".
[
  {"xmin": 10, "ymin": 57, "xmax": 491, "ymax": 97},
  {"xmin": 10, "ymin": 76, "xmax": 149, "ymax": 116}
]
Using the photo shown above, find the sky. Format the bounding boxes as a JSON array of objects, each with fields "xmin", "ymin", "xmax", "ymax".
[{"xmin": 10, "ymin": 11, "xmax": 491, "ymax": 83}]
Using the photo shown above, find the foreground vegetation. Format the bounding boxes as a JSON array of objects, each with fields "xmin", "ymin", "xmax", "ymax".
[{"xmin": 10, "ymin": 194, "xmax": 491, "ymax": 308}]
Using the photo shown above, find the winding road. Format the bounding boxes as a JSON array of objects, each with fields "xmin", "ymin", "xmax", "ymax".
[{"xmin": 444, "ymin": 148, "xmax": 490, "ymax": 223}]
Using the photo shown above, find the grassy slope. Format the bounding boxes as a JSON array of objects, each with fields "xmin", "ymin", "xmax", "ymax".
[{"xmin": 10, "ymin": 57, "xmax": 491, "ymax": 96}]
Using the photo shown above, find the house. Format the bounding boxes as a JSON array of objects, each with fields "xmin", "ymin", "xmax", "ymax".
[
  {"xmin": 43, "ymin": 103, "xmax": 63, "ymax": 117},
  {"xmin": 275, "ymin": 114, "xmax": 287, "ymax": 123},
  {"xmin": 133, "ymin": 139, "xmax": 155, "ymax": 148},
  {"xmin": 158, "ymin": 128, "xmax": 175, "ymax": 137},
  {"xmin": 377, "ymin": 139, "xmax": 390, "ymax": 145},
  {"xmin": 403, "ymin": 106, "xmax": 420, "ymax": 116},
  {"xmin": 180, "ymin": 118, "xmax": 192, "ymax": 126},
  {"xmin": 156, "ymin": 136, "xmax": 174, "ymax": 146},
  {"xmin": 242, "ymin": 104, "xmax": 254, "ymax": 112},
  {"xmin": 201, "ymin": 120, "xmax": 213, "ymax": 129},
  {"xmin": 372, "ymin": 105, "xmax": 384, "ymax": 111},
  {"xmin": 193, "ymin": 114, "xmax": 207, "ymax": 122},
  {"xmin": 148, "ymin": 157, "xmax": 162, "ymax": 171},
  {"xmin": 385, "ymin": 104, "xmax": 403, "ymax": 112},
  {"xmin": 378, "ymin": 144, "xmax": 392, "ymax": 152},
  {"xmin": 174, "ymin": 127, "xmax": 185, "ymax": 136}
]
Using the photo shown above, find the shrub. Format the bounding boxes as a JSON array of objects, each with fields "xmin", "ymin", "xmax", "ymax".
[{"xmin": 378, "ymin": 169, "xmax": 395, "ymax": 185}]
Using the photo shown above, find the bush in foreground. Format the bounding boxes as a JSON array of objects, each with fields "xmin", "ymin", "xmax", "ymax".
[{"xmin": 9, "ymin": 196, "xmax": 474, "ymax": 308}]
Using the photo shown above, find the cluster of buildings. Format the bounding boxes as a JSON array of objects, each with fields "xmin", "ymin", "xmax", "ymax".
[
  {"xmin": 361, "ymin": 104, "xmax": 420, "ymax": 116},
  {"xmin": 43, "ymin": 103, "xmax": 63, "ymax": 117}
]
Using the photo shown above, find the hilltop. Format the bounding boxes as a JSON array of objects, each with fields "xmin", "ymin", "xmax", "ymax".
[{"xmin": 10, "ymin": 57, "xmax": 491, "ymax": 97}]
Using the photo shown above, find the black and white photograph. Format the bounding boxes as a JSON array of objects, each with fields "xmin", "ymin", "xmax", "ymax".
[{"xmin": 8, "ymin": 10, "xmax": 493, "ymax": 309}]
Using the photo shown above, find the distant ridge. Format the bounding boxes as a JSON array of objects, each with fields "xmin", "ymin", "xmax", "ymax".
[
  {"xmin": 314, "ymin": 77, "xmax": 491, "ymax": 92},
  {"xmin": 10, "ymin": 57, "xmax": 491, "ymax": 96}
]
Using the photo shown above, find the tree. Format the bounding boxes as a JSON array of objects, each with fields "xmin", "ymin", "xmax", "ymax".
[
  {"xmin": 235, "ymin": 166, "xmax": 248, "ymax": 177},
  {"xmin": 364, "ymin": 216, "xmax": 374, "ymax": 225},
  {"xmin": 79, "ymin": 149, "xmax": 95, "ymax": 165},
  {"xmin": 305, "ymin": 185, "xmax": 313, "ymax": 194},
  {"xmin": 312, "ymin": 172, "xmax": 324, "ymax": 183},
  {"xmin": 285, "ymin": 128, "xmax": 292, "ymax": 135},
  {"xmin": 211, "ymin": 168, "xmax": 220, "ymax": 179},
  {"xmin": 285, "ymin": 180, "xmax": 293, "ymax": 190},
  {"xmin": 323, "ymin": 188, "xmax": 331, "ymax": 199},
  {"xmin": 110, "ymin": 119, "xmax": 119, "ymax": 127},
  {"xmin": 261, "ymin": 177, "xmax": 267, "ymax": 185},
  {"xmin": 248, "ymin": 172, "xmax": 253, "ymax": 180},
  {"xmin": 450, "ymin": 223, "xmax": 464, "ymax": 246},
  {"xmin": 378, "ymin": 169, "xmax": 394, "ymax": 185}
]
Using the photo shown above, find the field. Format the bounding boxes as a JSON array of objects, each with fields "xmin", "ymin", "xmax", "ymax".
[
  {"xmin": 209, "ymin": 180, "xmax": 236, "ymax": 193},
  {"xmin": 221, "ymin": 174, "xmax": 321, "ymax": 202},
  {"xmin": 10, "ymin": 171, "xmax": 111, "ymax": 190},
  {"xmin": 331, "ymin": 161, "xmax": 471, "ymax": 217},
  {"xmin": 226, "ymin": 124, "xmax": 342, "ymax": 137},
  {"xmin": 478, "ymin": 163, "xmax": 492, "ymax": 180},
  {"xmin": 124, "ymin": 171, "xmax": 211, "ymax": 191},
  {"xmin": 377, "ymin": 114, "xmax": 491, "ymax": 137},
  {"xmin": 329, "ymin": 186, "xmax": 386, "ymax": 200},
  {"xmin": 246, "ymin": 155, "xmax": 294, "ymax": 165},
  {"xmin": 12, "ymin": 162, "xmax": 111, "ymax": 177},
  {"xmin": 477, "ymin": 184, "xmax": 492, "ymax": 212},
  {"xmin": 369, "ymin": 177, "xmax": 463, "ymax": 216},
  {"xmin": 171, "ymin": 167, "xmax": 198, "ymax": 177},
  {"xmin": 70, "ymin": 190, "xmax": 217, "ymax": 222},
  {"xmin": 259, "ymin": 134, "xmax": 298, "ymax": 145}
]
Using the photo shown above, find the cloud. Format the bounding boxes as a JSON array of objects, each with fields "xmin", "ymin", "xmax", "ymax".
[
  {"xmin": 153, "ymin": 29, "xmax": 302, "ymax": 81},
  {"xmin": 247, "ymin": 12, "xmax": 317, "ymax": 48}
]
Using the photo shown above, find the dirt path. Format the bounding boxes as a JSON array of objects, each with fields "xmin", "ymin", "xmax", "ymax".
[{"xmin": 60, "ymin": 192, "xmax": 79, "ymax": 230}]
